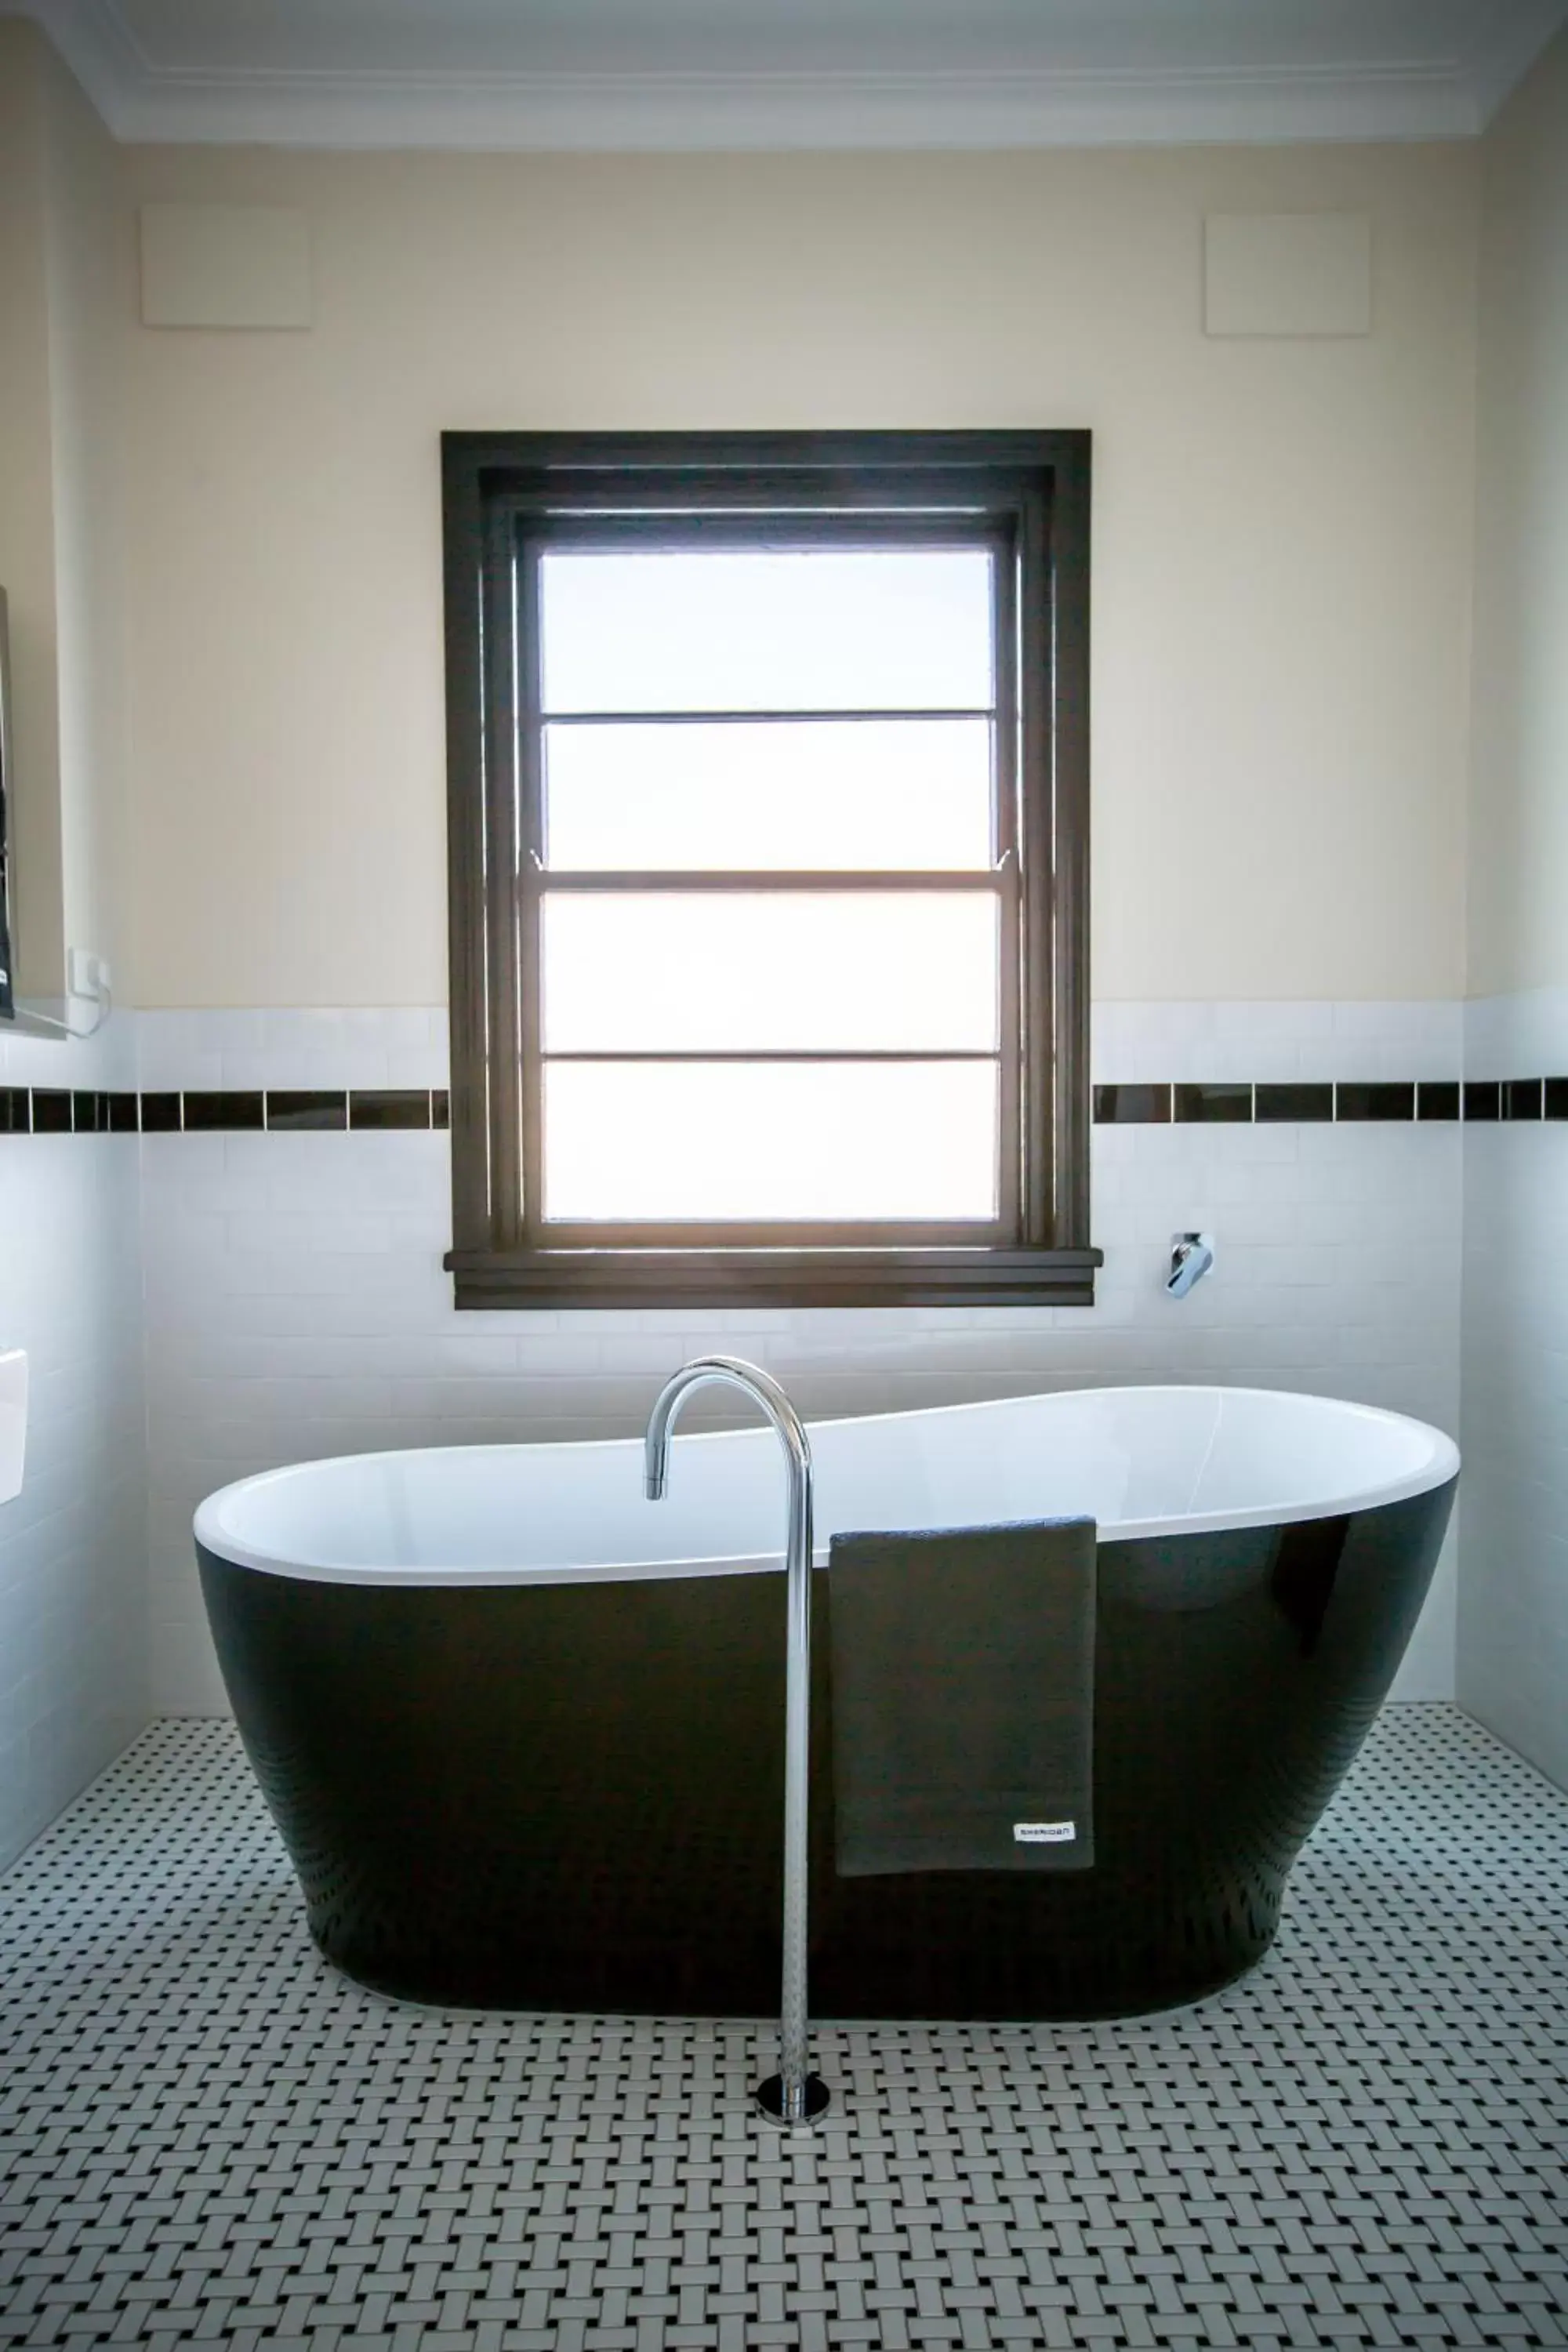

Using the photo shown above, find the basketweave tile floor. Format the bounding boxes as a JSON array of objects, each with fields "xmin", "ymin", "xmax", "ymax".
[{"xmin": 2, "ymin": 1704, "xmax": 1565, "ymax": 2352}]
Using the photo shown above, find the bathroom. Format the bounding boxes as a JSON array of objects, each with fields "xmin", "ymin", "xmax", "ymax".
[{"xmin": 1, "ymin": 0, "xmax": 1564, "ymax": 2340}]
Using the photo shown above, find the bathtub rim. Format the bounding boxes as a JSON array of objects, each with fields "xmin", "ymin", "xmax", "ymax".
[{"xmin": 193, "ymin": 1383, "xmax": 1460, "ymax": 1588}]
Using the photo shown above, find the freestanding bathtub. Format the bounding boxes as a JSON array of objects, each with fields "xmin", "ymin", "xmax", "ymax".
[{"xmin": 196, "ymin": 1385, "xmax": 1457, "ymax": 2020}]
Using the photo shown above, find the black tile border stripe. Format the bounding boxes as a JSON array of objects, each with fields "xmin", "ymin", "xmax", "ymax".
[
  {"xmin": 0, "ymin": 1078, "xmax": 1565, "ymax": 1133},
  {"xmin": 1335, "ymin": 1081, "xmax": 1417, "ymax": 1123},
  {"xmin": 1255, "ymin": 1083, "xmax": 1334, "ymax": 1123},
  {"xmin": 266, "ymin": 1090, "xmax": 347, "ymax": 1131},
  {"xmin": 349, "ymin": 1089, "xmax": 430, "ymax": 1131},
  {"xmin": 1174, "ymin": 1083, "xmax": 1253, "ymax": 1123},
  {"xmin": 1418, "ymin": 1081, "xmax": 1460, "ymax": 1122},
  {"xmin": 1092, "ymin": 1083, "xmax": 1171, "ymax": 1126},
  {"xmin": 1091, "ymin": 1077, "xmax": 1568, "ymax": 1123},
  {"xmin": 0, "ymin": 1087, "xmax": 443, "ymax": 1134},
  {"xmin": 183, "ymin": 1091, "xmax": 264, "ymax": 1131}
]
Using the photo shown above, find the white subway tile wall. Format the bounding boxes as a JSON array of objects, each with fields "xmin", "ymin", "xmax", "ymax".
[
  {"xmin": 134, "ymin": 1007, "xmax": 451, "ymax": 1098},
  {"xmin": 137, "ymin": 1006, "xmax": 1463, "ymax": 1719},
  {"xmin": 1460, "ymin": 991, "xmax": 1568, "ymax": 1788},
  {"xmin": 1463, "ymin": 984, "xmax": 1568, "ymax": 1083},
  {"xmin": 0, "ymin": 1015, "xmax": 147, "ymax": 1866}
]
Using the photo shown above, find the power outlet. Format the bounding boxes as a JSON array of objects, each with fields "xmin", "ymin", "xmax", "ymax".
[{"xmin": 67, "ymin": 949, "xmax": 111, "ymax": 1000}]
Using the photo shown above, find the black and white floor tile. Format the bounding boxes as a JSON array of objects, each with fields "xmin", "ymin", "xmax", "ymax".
[{"xmin": 2, "ymin": 1704, "xmax": 1565, "ymax": 2350}]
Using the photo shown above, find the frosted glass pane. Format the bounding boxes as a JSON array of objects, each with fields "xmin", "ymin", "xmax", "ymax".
[
  {"xmin": 544, "ymin": 718, "xmax": 993, "ymax": 870},
  {"xmin": 540, "ymin": 550, "xmax": 993, "ymax": 714},
  {"xmin": 543, "ymin": 1062, "xmax": 999, "ymax": 1222},
  {"xmin": 542, "ymin": 893, "xmax": 999, "ymax": 1052}
]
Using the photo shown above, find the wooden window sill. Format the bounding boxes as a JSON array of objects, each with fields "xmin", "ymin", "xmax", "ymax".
[{"xmin": 444, "ymin": 1245, "xmax": 1102, "ymax": 1311}]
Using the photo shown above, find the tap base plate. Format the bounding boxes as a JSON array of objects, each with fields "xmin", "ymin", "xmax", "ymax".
[{"xmin": 753, "ymin": 2073, "xmax": 831, "ymax": 2129}]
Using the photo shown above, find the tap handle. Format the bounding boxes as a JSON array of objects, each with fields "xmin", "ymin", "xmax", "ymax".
[{"xmin": 1166, "ymin": 1232, "xmax": 1215, "ymax": 1298}]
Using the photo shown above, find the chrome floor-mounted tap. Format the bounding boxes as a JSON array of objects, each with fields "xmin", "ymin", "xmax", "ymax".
[{"xmin": 644, "ymin": 1356, "xmax": 829, "ymax": 2129}]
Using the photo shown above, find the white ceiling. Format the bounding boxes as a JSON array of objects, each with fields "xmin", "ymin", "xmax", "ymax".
[{"xmin": 18, "ymin": 0, "xmax": 1568, "ymax": 148}]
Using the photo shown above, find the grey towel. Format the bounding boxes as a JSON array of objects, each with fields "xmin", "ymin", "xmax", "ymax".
[{"xmin": 827, "ymin": 1519, "xmax": 1097, "ymax": 1876}]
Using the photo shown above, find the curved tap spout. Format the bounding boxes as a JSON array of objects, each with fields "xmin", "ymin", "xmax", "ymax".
[
  {"xmin": 644, "ymin": 1356, "xmax": 809, "ymax": 1512},
  {"xmin": 643, "ymin": 1356, "xmax": 827, "ymax": 2129}
]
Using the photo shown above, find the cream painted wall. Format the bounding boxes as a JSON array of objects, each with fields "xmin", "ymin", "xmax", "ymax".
[
  {"xmin": 1458, "ymin": 25, "xmax": 1568, "ymax": 1791},
  {"xmin": 0, "ymin": 22, "xmax": 67, "ymax": 1002},
  {"xmin": 1465, "ymin": 30, "xmax": 1568, "ymax": 1000},
  {"xmin": 119, "ymin": 142, "xmax": 1479, "ymax": 1010},
  {"xmin": 0, "ymin": 20, "xmax": 129, "ymax": 1003},
  {"xmin": 39, "ymin": 34, "xmax": 134, "ymax": 990}
]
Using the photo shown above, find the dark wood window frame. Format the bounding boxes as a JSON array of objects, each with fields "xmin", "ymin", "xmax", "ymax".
[{"xmin": 441, "ymin": 430, "xmax": 1099, "ymax": 1309}]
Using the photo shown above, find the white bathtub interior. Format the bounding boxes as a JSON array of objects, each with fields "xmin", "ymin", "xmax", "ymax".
[{"xmin": 194, "ymin": 1385, "xmax": 1460, "ymax": 1586}]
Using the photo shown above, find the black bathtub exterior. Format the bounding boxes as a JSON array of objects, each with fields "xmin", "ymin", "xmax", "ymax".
[{"xmin": 198, "ymin": 1479, "xmax": 1455, "ymax": 2020}]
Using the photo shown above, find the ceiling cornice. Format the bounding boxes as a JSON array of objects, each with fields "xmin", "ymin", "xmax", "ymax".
[
  {"xmin": 10, "ymin": 0, "xmax": 1563, "ymax": 151},
  {"xmin": 14, "ymin": 0, "xmax": 146, "ymax": 114},
  {"xmin": 1462, "ymin": 0, "xmax": 1568, "ymax": 117}
]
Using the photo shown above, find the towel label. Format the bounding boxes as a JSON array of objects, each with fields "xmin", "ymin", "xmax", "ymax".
[{"xmin": 1014, "ymin": 1821, "xmax": 1076, "ymax": 1845}]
